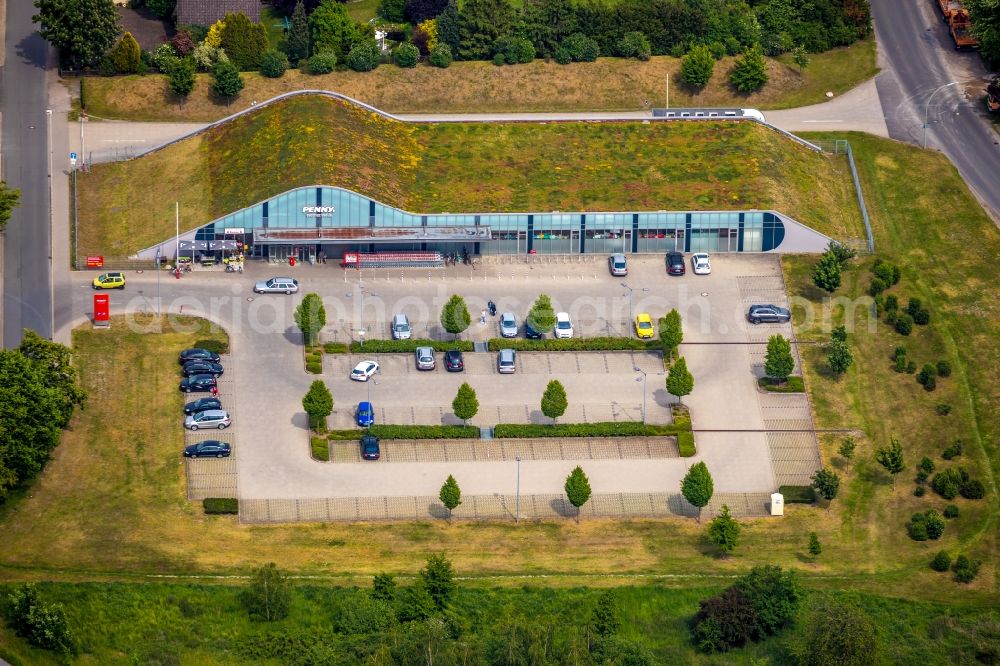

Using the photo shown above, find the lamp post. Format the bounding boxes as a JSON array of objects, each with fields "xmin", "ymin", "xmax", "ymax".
[
  {"xmin": 634, "ymin": 366, "xmax": 647, "ymax": 423},
  {"xmin": 922, "ymin": 81, "xmax": 958, "ymax": 149},
  {"xmin": 357, "ymin": 283, "xmax": 376, "ymax": 347},
  {"xmin": 621, "ymin": 283, "xmax": 649, "ymax": 337},
  {"xmin": 367, "ymin": 376, "xmax": 378, "ymax": 404},
  {"xmin": 515, "ymin": 456, "xmax": 521, "ymax": 523}
]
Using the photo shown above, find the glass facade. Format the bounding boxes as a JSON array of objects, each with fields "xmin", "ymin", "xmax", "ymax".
[{"xmin": 196, "ymin": 186, "xmax": 790, "ymax": 255}]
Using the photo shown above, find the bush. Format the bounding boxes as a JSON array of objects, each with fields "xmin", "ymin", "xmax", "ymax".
[
  {"xmin": 914, "ymin": 485, "xmax": 926, "ymax": 497},
  {"xmin": 906, "ymin": 360, "xmax": 917, "ymax": 374},
  {"xmin": 493, "ymin": 421, "xmax": 686, "ymax": 439},
  {"xmin": 931, "ymin": 468, "xmax": 962, "ymax": 499},
  {"xmin": 327, "ymin": 425, "xmax": 479, "ymax": 440},
  {"xmin": 311, "ymin": 436, "xmax": 329, "ymax": 460},
  {"xmin": 885, "ymin": 310, "xmax": 898, "ymax": 326},
  {"xmin": 924, "ymin": 510, "xmax": 945, "ymax": 539},
  {"xmin": 913, "ymin": 308, "xmax": 931, "ymax": 325},
  {"xmin": 306, "ymin": 361, "xmax": 322, "ymax": 374},
  {"xmin": 681, "ymin": 44, "xmax": 715, "ymax": 87},
  {"xmin": 346, "ymin": 41, "xmax": 381, "ymax": 72},
  {"xmin": 936, "ymin": 403, "xmax": 952, "ymax": 416},
  {"xmin": 493, "ymin": 36, "xmax": 534, "ymax": 64},
  {"xmin": 307, "ymin": 51, "xmax": 338, "ymax": 74},
  {"xmin": 922, "ymin": 375, "xmax": 937, "ymax": 391},
  {"xmin": 485, "ymin": 337, "xmax": 654, "ymax": 352},
  {"xmin": 395, "ymin": 42, "xmax": 419, "ymax": 67},
  {"xmin": 894, "ymin": 313, "xmax": 913, "ymax": 336},
  {"xmin": 960, "ymin": 478, "xmax": 985, "ymax": 500},
  {"xmin": 868, "ymin": 277, "xmax": 886, "ymax": 296},
  {"xmin": 872, "ymin": 259, "xmax": 901, "ymax": 285},
  {"xmin": 936, "ymin": 360, "xmax": 952, "ymax": 377},
  {"xmin": 919, "ymin": 456, "xmax": 935, "ymax": 473},
  {"xmin": 109, "ymin": 32, "xmax": 143, "ymax": 73},
  {"xmin": 151, "ymin": 42, "xmax": 178, "ymax": 71},
  {"xmin": 758, "ymin": 376, "xmax": 805, "ymax": 392},
  {"xmin": 203, "ymin": 498, "xmax": 239, "ymax": 514},
  {"xmin": 884, "ymin": 295, "xmax": 899, "ymax": 312},
  {"xmin": 616, "ymin": 31, "xmax": 651, "ymax": 60},
  {"xmin": 729, "ymin": 44, "xmax": 768, "ymax": 92},
  {"xmin": 677, "ymin": 430, "xmax": 695, "ymax": 457},
  {"xmin": 323, "ymin": 342, "xmax": 348, "ymax": 353},
  {"xmin": 554, "ymin": 46, "xmax": 571, "ymax": 64},
  {"xmin": 492, "ymin": 52, "xmax": 506, "ymax": 66},
  {"xmin": 348, "ymin": 339, "xmax": 473, "ymax": 353},
  {"xmin": 942, "ymin": 440, "xmax": 963, "ymax": 460},
  {"xmin": 930, "ymin": 551, "xmax": 951, "ymax": 572},
  {"xmin": 563, "ymin": 33, "xmax": 599, "ymax": 62},
  {"xmin": 915, "ymin": 470, "xmax": 928, "ymax": 484},
  {"xmin": 943, "ymin": 504, "xmax": 959, "ymax": 518},
  {"xmin": 917, "ymin": 363, "xmax": 937, "ymax": 386},
  {"xmin": 831, "ymin": 325, "xmax": 847, "ymax": 342},
  {"xmin": 4, "ymin": 584, "xmax": 75, "ymax": 656},
  {"xmin": 907, "ymin": 519, "xmax": 928, "ymax": 541},
  {"xmin": 952, "ymin": 555, "xmax": 981, "ymax": 583},
  {"xmin": 429, "ymin": 43, "xmax": 452, "ymax": 68},
  {"xmin": 778, "ymin": 485, "xmax": 816, "ymax": 503},
  {"xmin": 260, "ymin": 49, "xmax": 289, "ymax": 77},
  {"xmin": 906, "ymin": 297, "xmax": 922, "ymax": 317}
]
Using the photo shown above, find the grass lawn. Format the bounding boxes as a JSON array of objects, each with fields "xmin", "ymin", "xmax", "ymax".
[
  {"xmin": 345, "ymin": 0, "xmax": 380, "ymax": 23},
  {"xmin": 76, "ymin": 94, "xmax": 862, "ymax": 257},
  {"xmin": 79, "ymin": 39, "xmax": 877, "ymax": 122},
  {"xmin": 758, "ymin": 375, "xmax": 805, "ymax": 392},
  {"xmin": 260, "ymin": 7, "xmax": 288, "ymax": 53}
]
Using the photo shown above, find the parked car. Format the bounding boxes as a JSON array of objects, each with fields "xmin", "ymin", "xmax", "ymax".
[
  {"xmin": 360, "ymin": 434, "xmax": 381, "ymax": 460},
  {"xmin": 497, "ymin": 348, "xmax": 517, "ymax": 374},
  {"xmin": 179, "ymin": 374, "xmax": 217, "ymax": 393},
  {"xmin": 184, "ymin": 409, "xmax": 231, "ymax": 431},
  {"xmin": 554, "ymin": 312, "xmax": 574, "ymax": 339},
  {"xmin": 350, "ymin": 360, "xmax": 379, "ymax": 381},
  {"xmin": 183, "ymin": 440, "xmax": 231, "ymax": 458},
  {"xmin": 181, "ymin": 360, "xmax": 224, "ymax": 377},
  {"xmin": 92, "ymin": 271, "xmax": 125, "ymax": 289},
  {"xmin": 253, "ymin": 277, "xmax": 299, "ymax": 294},
  {"xmin": 499, "ymin": 312, "xmax": 518, "ymax": 338},
  {"xmin": 356, "ymin": 401, "xmax": 375, "ymax": 427},
  {"xmin": 415, "ymin": 346, "xmax": 435, "ymax": 370},
  {"xmin": 634, "ymin": 313, "xmax": 655, "ymax": 339},
  {"xmin": 184, "ymin": 396, "xmax": 221, "ymax": 415},
  {"xmin": 444, "ymin": 349, "xmax": 465, "ymax": 372},
  {"xmin": 691, "ymin": 253, "xmax": 711, "ymax": 275},
  {"xmin": 524, "ymin": 321, "xmax": 544, "ymax": 339},
  {"xmin": 178, "ymin": 348, "xmax": 221, "ymax": 364},
  {"xmin": 608, "ymin": 253, "xmax": 628, "ymax": 277},
  {"xmin": 391, "ymin": 313, "xmax": 412, "ymax": 340},
  {"xmin": 666, "ymin": 251, "xmax": 686, "ymax": 276},
  {"xmin": 746, "ymin": 304, "xmax": 792, "ymax": 324}
]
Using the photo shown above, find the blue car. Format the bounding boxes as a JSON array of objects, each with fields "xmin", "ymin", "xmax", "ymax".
[{"xmin": 356, "ymin": 401, "xmax": 375, "ymax": 427}]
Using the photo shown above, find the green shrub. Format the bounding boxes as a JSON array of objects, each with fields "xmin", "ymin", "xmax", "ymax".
[
  {"xmin": 906, "ymin": 297, "xmax": 922, "ymax": 317},
  {"xmin": 260, "ymin": 49, "xmax": 289, "ymax": 77},
  {"xmin": 485, "ymin": 337, "xmax": 655, "ymax": 352},
  {"xmin": 936, "ymin": 360, "xmax": 951, "ymax": 377},
  {"xmin": 306, "ymin": 361, "xmax": 322, "ymax": 374},
  {"xmin": 919, "ymin": 456, "xmax": 935, "ymax": 473},
  {"xmin": 323, "ymin": 342, "xmax": 348, "ymax": 353},
  {"xmin": 913, "ymin": 309, "xmax": 931, "ymax": 325},
  {"xmin": 942, "ymin": 440, "xmax": 963, "ymax": 459},
  {"xmin": 493, "ymin": 421, "xmax": 687, "ymax": 439},
  {"xmin": 563, "ymin": 33, "xmax": 599, "ymax": 62},
  {"xmin": 429, "ymin": 44, "xmax": 452, "ymax": 68},
  {"xmin": 952, "ymin": 555, "xmax": 981, "ymax": 583},
  {"xmin": 305, "ymin": 353, "xmax": 322, "ymax": 364},
  {"xmin": 960, "ymin": 477, "xmax": 985, "ymax": 500},
  {"xmin": 758, "ymin": 376, "xmax": 805, "ymax": 392},
  {"xmin": 348, "ymin": 339, "xmax": 474, "ymax": 353},
  {"xmin": 884, "ymin": 295, "xmax": 899, "ymax": 311},
  {"xmin": 778, "ymin": 485, "xmax": 816, "ymax": 503},
  {"xmin": 681, "ymin": 44, "xmax": 715, "ymax": 87},
  {"xmin": 872, "ymin": 259, "xmax": 901, "ymax": 285},
  {"xmin": 4, "ymin": 584, "xmax": 76, "ymax": 656},
  {"xmin": 915, "ymin": 470, "xmax": 928, "ymax": 484},
  {"xmin": 492, "ymin": 52, "xmax": 506, "ymax": 65},
  {"xmin": 885, "ymin": 310, "xmax": 898, "ymax": 326},
  {"xmin": 347, "ymin": 41, "xmax": 381, "ymax": 72},
  {"xmin": 907, "ymin": 517, "xmax": 928, "ymax": 541},
  {"xmin": 894, "ymin": 354, "xmax": 908, "ymax": 373},
  {"xmin": 729, "ymin": 44, "xmax": 768, "ymax": 92},
  {"xmin": 930, "ymin": 551, "xmax": 951, "ymax": 572},
  {"xmin": 935, "ymin": 403, "xmax": 952, "ymax": 416},
  {"xmin": 868, "ymin": 278, "xmax": 886, "ymax": 297},
  {"xmin": 307, "ymin": 51, "xmax": 338, "ymax": 74},
  {"xmin": 203, "ymin": 498, "xmax": 239, "ymax": 514},
  {"xmin": 931, "ymin": 469, "xmax": 962, "ymax": 499},
  {"xmin": 677, "ymin": 431, "xmax": 695, "ymax": 457},
  {"xmin": 924, "ymin": 510, "xmax": 945, "ymax": 539},
  {"xmin": 554, "ymin": 46, "xmax": 571, "ymax": 64},
  {"xmin": 493, "ymin": 36, "xmax": 534, "ymax": 64},
  {"xmin": 894, "ymin": 313, "xmax": 913, "ymax": 335},
  {"xmin": 395, "ymin": 42, "xmax": 419, "ymax": 67},
  {"xmin": 327, "ymin": 425, "xmax": 479, "ymax": 440},
  {"xmin": 906, "ymin": 360, "xmax": 917, "ymax": 373},
  {"xmin": 943, "ymin": 504, "xmax": 959, "ymax": 518},
  {"xmin": 616, "ymin": 31, "xmax": 651, "ymax": 60},
  {"xmin": 914, "ymin": 485, "xmax": 926, "ymax": 497},
  {"xmin": 311, "ymin": 437, "xmax": 329, "ymax": 460},
  {"xmin": 831, "ymin": 325, "xmax": 847, "ymax": 342}
]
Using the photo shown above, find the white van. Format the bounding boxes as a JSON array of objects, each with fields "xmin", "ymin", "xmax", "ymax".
[{"xmin": 391, "ymin": 314, "xmax": 411, "ymax": 340}]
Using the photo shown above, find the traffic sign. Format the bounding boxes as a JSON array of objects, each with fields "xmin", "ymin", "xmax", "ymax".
[{"xmin": 69, "ymin": 151, "xmax": 77, "ymax": 166}]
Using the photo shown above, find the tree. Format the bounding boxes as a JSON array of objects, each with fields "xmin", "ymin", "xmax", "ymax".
[
  {"xmin": 564, "ymin": 465, "xmax": 592, "ymax": 521},
  {"xmin": 440, "ymin": 294, "xmax": 471, "ymax": 338},
  {"xmin": 764, "ymin": 334, "xmax": 794, "ymax": 383},
  {"xmin": 808, "ymin": 532, "xmax": 822, "ymax": 556},
  {"xmin": 616, "ymin": 31, "xmax": 651, "ymax": 60},
  {"xmin": 211, "ymin": 60, "xmax": 245, "ymax": 102},
  {"xmin": 240, "ymin": 563, "xmax": 292, "ymax": 622},
  {"xmin": 707, "ymin": 504, "xmax": 741, "ymax": 556},
  {"xmin": 451, "ymin": 382, "xmax": 478, "ymax": 425},
  {"xmin": 729, "ymin": 44, "xmax": 768, "ymax": 93},
  {"xmin": 311, "ymin": 0, "xmax": 363, "ymax": 59},
  {"xmin": 429, "ymin": 43, "xmax": 452, "ymax": 67},
  {"xmin": 792, "ymin": 599, "xmax": 878, "ymax": 666},
  {"xmin": 522, "ymin": 0, "xmax": 577, "ymax": 57},
  {"xmin": 260, "ymin": 49, "xmax": 289, "ymax": 77},
  {"xmin": 966, "ymin": 0, "xmax": 1000, "ymax": 64},
  {"xmin": 791, "ymin": 45, "xmax": 810, "ymax": 72},
  {"xmin": 828, "ymin": 340, "xmax": 853, "ymax": 374},
  {"xmin": 589, "ymin": 590, "xmax": 620, "ymax": 637},
  {"xmin": 811, "ymin": 467, "xmax": 840, "ymax": 504},
  {"xmin": 171, "ymin": 29, "xmax": 195, "ymax": 56},
  {"xmin": 456, "ymin": 0, "xmax": 517, "ymax": 60},
  {"xmin": 681, "ymin": 462, "xmax": 714, "ymax": 522},
  {"xmin": 371, "ymin": 573, "xmax": 396, "ymax": 601},
  {"xmin": 204, "ymin": 18, "xmax": 225, "ymax": 48},
  {"xmin": 379, "ymin": 0, "xmax": 407, "ymax": 22},
  {"xmin": 285, "ymin": 0, "xmax": 310, "ymax": 62},
  {"xmin": 294, "ymin": 293, "xmax": 326, "ymax": 345},
  {"xmin": 33, "ymin": 0, "xmax": 120, "ymax": 69},
  {"xmin": 405, "ymin": 0, "xmax": 448, "ymax": 24},
  {"xmin": 221, "ymin": 12, "xmax": 269, "ymax": 71},
  {"xmin": 733, "ymin": 565, "xmax": 801, "ymax": 638},
  {"xmin": 0, "ymin": 181, "xmax": 21, "ymax": 232},
  {"xmin": 5, "ymin": 584, "xmax": 75, "ymax": 656},
  {"xmin": 875, "ymin": 438, "xmax": 905, "ymax": 490},
  {"xmin": 395, "ymin": 584, "xmax": 437, "ymax": 622},
  {"xmin": 347, "ymin": 40, "xmax": 381, "ymax": 72},
  {"xmin": 812, "ymin": 251, "xmax": 842, "ymax": 292},
  {"xmin": 659, "ymin": 309, "xmax": 683, "ymax": 360},
  {"xmin": 541, "ymin": 379, "xmax": 568, "ymax": 423},
  {"xmin": 681, "ymin": 44, "xmax": 715, "ymax": 87},
  {"xmin": 691, "ymin": 586, "xmax": 757, "ymax": 653},
  {"xmin": 167, "ymin": 57, "xmax": 196, "ymax": 98},
  {"xmin": 666, "ymin": 356, "xmax": 694, "ymax": 404},
  {"xmin": 438, "ymin": 474, "xmax": 462, "ymax": 519},
  {"xmin": 144, "ymin": 0, "xmax": 175, "ymax": 18},
  {"xmin": 419, "ymin": 554, "xmax": 455, "ymax": 609},
  {"xmin": 436, "ymin": 0, "xmax": 461, "ymax": 55},
  {"xmin": 302, "ymin": 380, "xmax": 333, "ymax": 431},
  {"xmin": 526, "ymin": 294, "xmax": 557, "ymax": 334},
  {"xmin": 18, "ymin": 331, "xmax": 86, "ymax": 428},
  {"xmin": 108, "ymin": 32, "xmax": 141, "ymax": 73},
  {"xmin": 307, "ymin": 51, "xmax": 338, "ymax": 74},
  {"xmin": 267, "ymin": 0, "xmax": 323, "ymax": 12},
  {"xmin": 395, "ymin": 42, "xmax": 420, "ymax": 67},
  {"xmin": 838, "ymin": 436, "xmax": 857, "ymax": 471}
]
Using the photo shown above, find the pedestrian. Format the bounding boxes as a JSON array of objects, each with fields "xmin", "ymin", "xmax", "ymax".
[
  {"xmin": 211, "ymin": 386, "xmax": 219, "ymax": 398},
  {"xmin": 318, "ymin": 250, "xmax": 326, "ymax": 264},
  {"xmin": 480, "ymin": 309, "xmax": 487, "ymax": 324}
]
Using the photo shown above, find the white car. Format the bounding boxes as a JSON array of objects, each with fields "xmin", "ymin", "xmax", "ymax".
[
  {"xmin": 554, "ymin": 312, "xmax": 573, "ymax": 339},
  {"xmin": 350, "ymin": 360, "xmax": 379, "ymax": 381},
  {"xmin": 253, "ymin": 277, "xmax": 299, "ymax": 294},
  {"xmin": 691, "ymin": 253, "xmax": 711, "ymax": 275}
]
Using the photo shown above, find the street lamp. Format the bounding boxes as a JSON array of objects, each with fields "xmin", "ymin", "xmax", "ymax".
[
  {"xmin": 634, "ymin": 366, "xmax": 647, "ymax": 423},
  {"xmin": 922, "ymin": 82, "xmax": 958, "ymax": 149},
  {"xmin": 621, "ymin": 283, "xmax": 649, "ymax": 337},
  {"xmin": 515, "ymin": 456, "xmax": 521, "ymax": 523},
  {"xmin": 357, "ymin": 283, "xmax": 376, "ymax": 347},
  {"xmin": 367, "ymin": 376, "xmax": 378, "ymax": 404}
]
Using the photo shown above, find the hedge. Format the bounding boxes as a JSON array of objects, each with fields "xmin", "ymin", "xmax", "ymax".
[
  {"xmin": 323, "ymin": 342, "xmax": 349, "ymax": 354},
  {"xmin": 758, "ymin": 376, "xmax": 805, "ymax": 393},
  {"xmin": 327, "ymin": 425, "xmax": 480, "ymax": 440},
  {"xmin": 492, "ymin": 421, "xmax": 687, "ymax": 438},
  {"xmin": 486, "ymin": 337, "xmax": 658, "ymax": 352},
  {"xmin": 677, "ymin": 430, "xmax": 696, "ymax": 457},
  {"xmin": 306, "ymin": 361, "xmax": 322, "ymax": 374},
  {"xmin": 311, "ymin": 436, "xmax": 329, "ymax": 461},
  {"xmin": 203, "ymin": 498, "xmax": 238, "ymax": 514},
  {"xmin": 347, "ymin": 339, "xmax": 474, "ymax": 353},
  {"xmin": 778, "ymin": 485, "xmax": 816, "ymax": 503}
]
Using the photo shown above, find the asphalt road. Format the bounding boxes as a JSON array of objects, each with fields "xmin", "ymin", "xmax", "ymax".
[
  {"xmin": 0, "ymin": 0, "xmax": 51, "ymax": 346},
  {"xmin": 873, "ymin": 0, "xmax": 1000, "ymax": 219}
]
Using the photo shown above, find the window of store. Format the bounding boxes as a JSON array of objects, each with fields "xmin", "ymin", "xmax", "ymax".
[
  {"xmin": 585, "ymin": 213, "xmax": 630, "ymax": 254},
  {"xmin": 532, "ymin": 214, "xmax": 575, "ymax": 254}
]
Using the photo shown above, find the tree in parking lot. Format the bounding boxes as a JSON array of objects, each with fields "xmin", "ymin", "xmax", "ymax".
[
  {"xmin": 564, "ymin": 465, "xmax": 592, "ymax": 522},
  {"xmin": 660, "ymin": 309, "xmax": 683, "ymax": 360},
  {"xmin": 294, "ymin": 293, "xmax": 326, "ymax": 346},
  {"xmin": 526, "ymin": 294, "xmax": 557, "ymax": 334},
  {"xmin": 240, "ymin": 563, "xmax": 292, "ymax": 622},
  {"xmin": 439, "ymin": 474, "xmax": 462, "ymax": 519},
  {"xmin": 452, "ymin": 382, "xmax": 478, "ymax": 425},
  {"xmin": 541, "ymin": 379, "xmax": 568, "ymax": 423},
  {"xmin": 302, "ymin": 380, "xmax": 333, "ymax": 432},
  {"xmin": 681, "ymin": 461, "xmax": 714, "ymax": 523},
  {"xmin": 441, "ymin": 295, "xmax": 471, "ymax": 338},
  {"xmin": 764, "ymin": 334, "xmax": 794, "ymax": 384},
  {"xmin": 666, "ymin": 356, "xmax": 694, "ymax": 404}
]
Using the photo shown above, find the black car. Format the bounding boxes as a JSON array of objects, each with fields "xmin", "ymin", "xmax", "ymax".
[
  {"xmin": 360, "ymin": 434, "xmax": 381, "ymax": 461},
  {"xmin": 184, "ymin": 396, "xmax": 222, "ymax": 415},
  {"xmin": 184, "ymin": 440, "xmax": 231, "ymax": 458},
  {"xmin": 444, "ymin": 350, "xmax": 465, "ymax": 372},
  {"xmin": 746, "ymin": 304, "xmax": 792, "ymax": 324},
  {"xmin": 179, "ymin": 348, "xmax": 221, "ymax": 364},
  {"xmin": 182, "ymin": 360, "xmax": 224, "ymax": 377},
  {"xmin": 179, "ymin": 374, "xmax": 218, "ymax": 393},
  {"xmin": 524, "ymin": 322, "xmax": 544, "ymax": 339},
  {"xmin": 666, "ymin": 251, "xmax": 686, "ymax": 275}
]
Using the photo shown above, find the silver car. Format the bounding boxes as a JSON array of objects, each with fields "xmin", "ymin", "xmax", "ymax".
[
  {"xmin": 608, "ymin": 253, "xmax": 628, "ymax": 276},
  {"xmin": 253, "ymin": 277, "xmax": 299, "ymax": 294},
  {"xmin": 415, "ymin": 346, "xmax": 435, "ymax": 370},
  {"xmin": 497, "ymin": 348, "xmax": 516, "ymax": 374},
  {"xmin": 499, "ymin": 312, "xmax": 518, "ymax": 338},
  {"xmin": 184, "ymin": 409, "xmax": 232, "ymax": 431}
]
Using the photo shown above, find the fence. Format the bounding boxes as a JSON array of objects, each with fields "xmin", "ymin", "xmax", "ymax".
[{"xmin": 811, "ymin": 139, "xmax": 875, "ymax": 254}]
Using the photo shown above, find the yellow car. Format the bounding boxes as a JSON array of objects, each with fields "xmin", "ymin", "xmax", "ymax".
[
  {"xmin": 92, "ymin": 272, "xmax": 125, "ymax": 290},
  {"xmin": 634, "ymin": 313, "xmax": 655, "ymax": 339}
]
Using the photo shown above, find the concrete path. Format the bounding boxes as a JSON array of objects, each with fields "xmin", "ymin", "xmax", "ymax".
[{"xmin": 765, "ymin": 77, "xmax": 889, "ymax": 137}]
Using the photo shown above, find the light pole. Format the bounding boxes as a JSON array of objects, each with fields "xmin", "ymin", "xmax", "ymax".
[
  {"xmin": 634, "ymin": 366, "xmax": 647, "ymax": 423},
  {"xmin": 621, "ymin": 283, "xmax": 649, "ymax": 337},
  {"xmin": 46, "ymin": 109, "xmax": 54, "ymax": 339},
  {"xmin": 922, "ymin": 82, "xmax": 957, "ymax": 149},
  {"xmin": 515, "ymin": 456, "xmax": 521, "ymax": 523},
  {"xmin": 367, "ymin": 376, "xmax": 378, "ymax": 404},
  {"xmin": 357, "ymin": 283, "xmax": 376, "ymax": 347}
]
